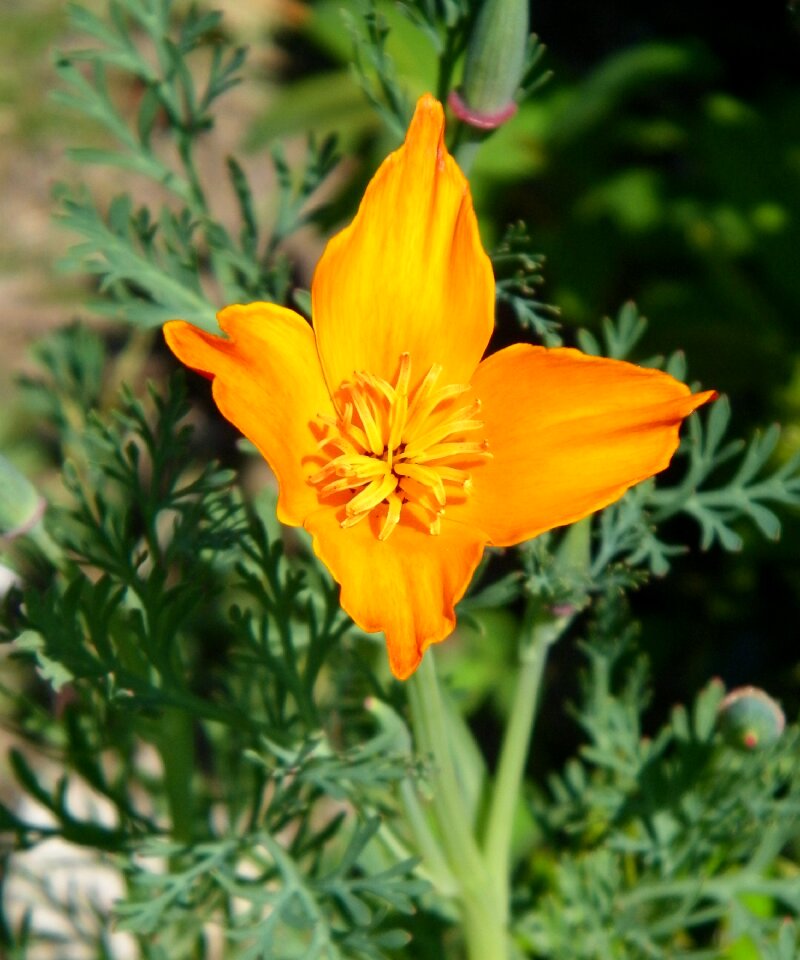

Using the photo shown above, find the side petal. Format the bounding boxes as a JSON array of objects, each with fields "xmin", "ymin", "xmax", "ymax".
[
  {"xmin": 311, "ymin": 94, "xmax": 494, "ymax": 395},
  {"xmin": 305, "ymin": 506, "xmax": 487, "ymax": 679},
  {"xmin": 449, "ymin": 344, "xmax": 717, "ymax": 545},
  {"xmin": 164, "ymin": 303, "xmax": 333, "ymax": 526}
]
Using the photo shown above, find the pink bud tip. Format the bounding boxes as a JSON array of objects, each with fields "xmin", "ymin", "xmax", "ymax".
[{"xmin": 448, "ymin": 89, "xmax": 518, "ymax": 130}]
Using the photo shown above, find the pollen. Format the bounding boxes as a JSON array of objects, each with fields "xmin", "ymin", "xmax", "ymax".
[{"xmin": 310, "ymin": 354, "xmax": 491, "ymax": 540}]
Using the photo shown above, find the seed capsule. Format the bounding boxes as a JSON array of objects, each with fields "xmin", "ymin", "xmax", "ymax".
[{"xmin": 718, "ymin": 686, "xmax": 785, "ymax": 750}]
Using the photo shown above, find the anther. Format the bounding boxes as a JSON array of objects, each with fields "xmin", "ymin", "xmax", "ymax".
[
  {"xmin": 378, "ymin": 492, "xmax": 403, "ymax": 541},
  {"xmin": 346, "ymin": 472, "xmax": 398, "ymax": 518}
]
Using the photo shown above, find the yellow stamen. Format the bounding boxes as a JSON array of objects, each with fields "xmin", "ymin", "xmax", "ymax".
[
  {"xmin": 387, "ymin": 392, "xmax": 408, "ymax": 460},
  {"xmin": 394, "ymin": 462, "xmax": 446, "ymax": 505},
  {"xmin": 403, "ymin": 379, "xmax": 470, "ymax": 441},
  {"xmin": 412, "ymin": 440, "xmax": 491, "ymax": 464},
  {"xmin": 402, "ymin": 409, "xmax": 484, "ymax": 458},
  {"xmin": 321, "ymin": 476, "xmax": 372, "ymax": 496},
  {"xmin": 379, "ymin": 492, "xmax": 403, "ymax": 541},
  {"xmin": 350, "ymin": 387, "xmax": 384, "ymax": 455},
  {"xmin": 346, "ymin": 471, "xmax": 398, "ymax": 518},
  {"xmin": 338, "ymin": 455, "xmax": 388, "ymax": 479},
  {"xmin": 310, "ymin": 355, "xmax": 489, "ymax": 539}
]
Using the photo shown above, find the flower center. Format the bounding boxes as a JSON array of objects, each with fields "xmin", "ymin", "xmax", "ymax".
[{"xmin": 310, "ymin": 353, "xmax": 490, "ymax": 540}]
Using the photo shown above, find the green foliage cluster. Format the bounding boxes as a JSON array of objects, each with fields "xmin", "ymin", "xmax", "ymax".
[
  {"xmin": 1, "ymin": 2, "xmax": 799, "ymax": 959},
  {"xmin": 2, "ymin": 325, "xmax": 424, "ymax": 958},
  {"xmin": 55, "ymin": 0, "xmax": 338, "ymax": 330},
  {"xmin": 579, "ymin": 305, "xmax": 800, "ymax": 578},
  {"xmin": 521, "ymin": 599, "xmax": 800, "ymax": 959},
  {"xmin": 3, "ymin": 328, "xmax": 799, "ymax": 957}
]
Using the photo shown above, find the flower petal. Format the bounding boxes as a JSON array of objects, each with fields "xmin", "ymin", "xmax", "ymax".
[
  {"xmin": 164, "ymin": 303, "xmax": 333, "ymax": 526},
  {"xmin": 305, "ymin": 505, "xmax": 487, "ymax": 679},
  {"xmin": 448, "ymin": 344, "xmax": 717, "ymax": 545},
  {"xmin": 311, "ymin": 94, "xmax": 494, "ymax": 395}
]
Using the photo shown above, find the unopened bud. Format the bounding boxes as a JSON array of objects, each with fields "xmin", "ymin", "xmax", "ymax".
[
  {"xmin": 718, "ymin": 686, "xmax": 785, "ymax": 750},
  {"xmin": 459, "ymin": 0, "xmax": 528, "ymax": 121}
]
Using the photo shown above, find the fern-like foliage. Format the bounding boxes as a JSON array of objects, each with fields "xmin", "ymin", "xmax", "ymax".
[
  {"xmin": 519, "ymin": 596, "xmax": 800, "ymax": 959},
  {"xmin": 55, "ymin": 0, "xmax": 339, "ymax": 330},
  {"xmin": 1, "ymin": 327, "xmax": 424, "ymax": 959},
  {"xmin": 577, "ymin": 303, "xmax": 800, "ymax": 577},
  {"xmin": 492, "ymin": 221, "xmax": 561, "ymax": 346}
]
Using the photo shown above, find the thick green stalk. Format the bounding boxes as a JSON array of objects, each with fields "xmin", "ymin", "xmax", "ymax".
[
  {"xmin": 155, "ymin": 707, "xmax": 195, "ymax": 844},
  {"xmin": 399, "ymin": 781, "xmax": 457, "ymax": 892},
  {"xmin": 406, "ymin": 523, "xmax": 589, "ymax": 954},
  {"xmin": 452, "ymin": 135, "xmax": 482, "ymax": 177},
  {"xmin": 407, "ymin": 654, "xmax": 486, "ymax": 878},
  {"xmin": 483, "ymin": 608, "xmax": 572, "ymax": 914},
  {"xmin": 461, "ymin": 889, "xmax": 508, "ymax": 960},
  {"xmin": 408, "ymin": 652, "xmax": 507, "ymax": 960}
]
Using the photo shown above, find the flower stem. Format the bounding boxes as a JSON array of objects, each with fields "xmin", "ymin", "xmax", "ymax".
[
  {"xmin": 483, "ymin": 606, "xmax": 571, "ymax": 915},
  {"xmin": 407, "ymin": 651, "xmax": 508, "ymax": 960},
  {"xmin": 452, "ymin": 135, "xmax": 482, "ymax": 177},
  {"xmin": 155, "ymin": 707, "xmax": 195, "ymax": 844},
  {"xmin": 407, "ymin": 653, "xmax": 485, "ymax": 877}
]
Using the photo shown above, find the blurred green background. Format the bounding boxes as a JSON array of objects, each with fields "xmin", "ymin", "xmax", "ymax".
[{"xmin": 2, "ymin": 0, "xmax": 800, "ymax": 738}]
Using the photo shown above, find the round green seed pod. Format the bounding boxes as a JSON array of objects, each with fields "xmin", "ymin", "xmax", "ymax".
[{"xmin": 718, "ymin": 686, "xmax": 785, "ymax": 750}]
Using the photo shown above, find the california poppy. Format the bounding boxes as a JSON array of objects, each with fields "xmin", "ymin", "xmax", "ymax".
[{"xmin": 164, "ymin": 94, "xmax": 715, "ymax": 679}]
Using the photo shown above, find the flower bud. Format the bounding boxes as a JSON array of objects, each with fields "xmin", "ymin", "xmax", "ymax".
[
  {"xmin": 0, "ymin": 454, "xmax": 44, "ymax": 540},
  {"xmin": 718, "ymin": 686, "xmax": 785, "ymax": 750},
  {"xmin": 460, "ymin": 0, "xmax": 528, "ymax": 119}
]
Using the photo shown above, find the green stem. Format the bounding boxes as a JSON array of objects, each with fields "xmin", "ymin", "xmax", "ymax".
[
  {"xmin": 155, "ymin": 707, "xmax": 195, "ymax": 844},
  {"xmin": 461, "ymin": 890, "xmax": 508, "ymax": 960},
  {"xmin": 619, "ymin": 874, "xmax": 798, "ymax": 909},
  {"xmin": 452, "ymin": 128, "xmax": 484, "ymax": 176},
  {"xmin": 26, "ymin": 522, "xmax": 67, "ymax": 570},
  {"xmin": 408, "ymin": 654, "xmax": 484, "ymax": 877},
  {"xmin": 483, "ymin": 607, "xmax": 571, "ymax": 915},
  {"xmin": 408, "ymin": 651, "xmax": 507, "ymax": 960},
  {"xmin": 399, "ymin": 779, "xmax": 457, "ymax": 895}
]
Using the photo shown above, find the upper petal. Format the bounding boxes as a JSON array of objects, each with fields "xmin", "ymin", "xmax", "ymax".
[
  {"xmin": 448, "ymin": 343, "xmax": 716, "ymax": 545},
  {"xmin": 311, "ymin": 94, "xmax": 494, "ymax": 396},
  {"xmin": 164, "ymin": 303, "xmax": 333, "ymax": 526},
  {"xmin": 304, "ymin": 505, "xmax": 487, "ymax": 679}
]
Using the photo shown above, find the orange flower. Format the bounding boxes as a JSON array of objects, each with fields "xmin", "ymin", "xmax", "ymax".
[{"xmin": 164, "ymin": 94, "xmax": 715, "ymax": 680}]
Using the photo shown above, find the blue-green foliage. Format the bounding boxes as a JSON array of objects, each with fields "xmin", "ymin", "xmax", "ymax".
[
  {"xmin": 1, "ymin": 325, "xmax": 424, "ymax": 959},
  {"xmin": 55, "ymin": 0, "xmax": 338, "ymax": 330},
  {"xmin": 580, "ymin": 304, "xmax": 800, "ymax": 577},
  {"xmin": 520, "ymin": 597, "xmax": 800, "ymax": 959}
]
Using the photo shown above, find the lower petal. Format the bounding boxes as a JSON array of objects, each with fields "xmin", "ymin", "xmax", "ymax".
[
  {"xmin": 449, "ymin": 344, "xmax": 716, "ymax": 546},
  {"xmin": 164, "ymin": 303, "xmax": 333, "ymax": 526},
  {"xmin": 305, "ymin": 506, "xmax": 487, "ymax": 679}
]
